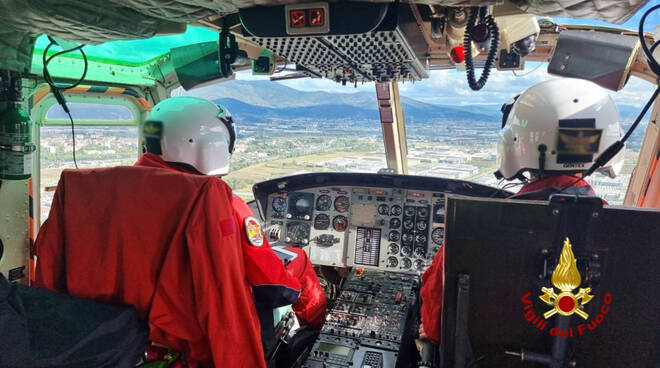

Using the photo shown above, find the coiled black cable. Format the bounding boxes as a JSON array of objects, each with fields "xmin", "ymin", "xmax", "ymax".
[
  {"xmin": 464, "ymin": 7, "xmax": 499, "ymax": 91},
  {"xmin": 42, "ymin": 37, "xmax": 88, "ymax": 169}
]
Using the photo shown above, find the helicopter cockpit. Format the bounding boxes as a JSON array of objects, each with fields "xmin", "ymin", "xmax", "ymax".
[{"xmin": 0, "ymin": 1, "xmax": 659, "ymax": 367}]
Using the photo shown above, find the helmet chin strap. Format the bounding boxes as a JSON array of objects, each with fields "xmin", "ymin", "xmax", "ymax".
[{"xmin": 537, "ymin": 144, "xmax": 546, "ymax": 171}]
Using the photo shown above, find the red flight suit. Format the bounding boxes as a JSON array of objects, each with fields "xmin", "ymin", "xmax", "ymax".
[
  {"xmin": 35, "ymin": 156, "xmax": 266, "ymax": 367},
  {"xmin": 231, "ymin": 196, "xmax": 327, "ymax": 331},
  {"xmin": 134, "ymin": 153, "xmax": 327, "ymax": 331},
  {"xmin": 34, "ymin": 153, "xmax": 326, "ymax": 367},
  {"xmin": 419, "ymin": 175, "xmax": 599, "ymax": 344}
]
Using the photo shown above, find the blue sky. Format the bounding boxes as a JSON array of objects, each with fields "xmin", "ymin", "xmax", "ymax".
[{"xmin": 238, "ymin": 1, "xmax": 659, "ymax": 109}]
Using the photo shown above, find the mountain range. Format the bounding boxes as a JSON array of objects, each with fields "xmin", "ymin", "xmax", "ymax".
[
  {"xmin": 181, "ymin": 79, "xmax": 645, "ymax": 124},
  {"xmin": 183, "ymin": 80, "xmax": 499, "ymax": 123},
  {"xmin": 51, "ymin": 79, "xmax": 645, "ymax": 126}
]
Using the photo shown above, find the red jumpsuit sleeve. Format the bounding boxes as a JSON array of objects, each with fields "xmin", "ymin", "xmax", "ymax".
[
  {"xmin": 232, "ymin": 196, "xmax": 301, "ymax": 309},
  {"xmin": 283, "ymin": 247, "xmax": 327, "ymax": 329},
  {"xmin": 34, "ymin": 174, "xmax": 67, "ymax": 293},
  {"xmin": 186, "ymin": 183, "xmax": 267, "ymax": 368},
  {"xmin": 420, "ymin": 246, "xmax": 444, "ymax": 345}
]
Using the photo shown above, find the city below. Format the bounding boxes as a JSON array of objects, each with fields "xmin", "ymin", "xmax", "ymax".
[
  {"xmin": 38, "ymin": 115, "xmax": 638, "ymax": 221},
  {"xmin": 38, "ymin": 80, "xmax": 645, "ymax": 220}
]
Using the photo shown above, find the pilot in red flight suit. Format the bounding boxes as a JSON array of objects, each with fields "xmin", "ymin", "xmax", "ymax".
[
  {"xmin": 418, "ymin": 78, "xmax": 624, "ymax": 344},
  {"xmin": 140, "ymin": 97, "xmax": 326, "ymax": 350}
]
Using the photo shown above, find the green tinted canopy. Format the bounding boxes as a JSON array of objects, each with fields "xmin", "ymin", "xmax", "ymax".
[
  {"xmin": 33, "ymin": 26, "xmax": 218, "ymax": 66},
  {"xmin": 31, "ymin": 26, "xmax": 219, "ymax": 86}
]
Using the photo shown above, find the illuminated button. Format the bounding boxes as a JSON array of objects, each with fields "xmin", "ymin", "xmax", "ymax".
[
  {"xmin": 289, "ymin": 10, "xmax": 306, "ymax": 28},
  {"xmin": 450, "ymin": 46, "xmax": 465, "ymax": 64},
  {"xmin": 309, "ymin": 8, "xmax": 325, "ymax": 27}
]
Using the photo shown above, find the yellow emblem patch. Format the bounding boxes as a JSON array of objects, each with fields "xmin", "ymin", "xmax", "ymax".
[
  {"xmin": 143, "ymin": 121, "xmax": 162, "ymax": 137},
  {"xmin": 245, "ymin": 216, "xmax": 264, "ymax": 246},
  {"xmin": 557, "ymin": 128, "xmax": 602, "ymax": 155},
  {"xmin": 539, "ymin": 238, "xmax": 594, "ymax": 319}
]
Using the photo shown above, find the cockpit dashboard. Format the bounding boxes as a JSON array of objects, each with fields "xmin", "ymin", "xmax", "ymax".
[{"xmin": 253, "ymin": 173, "xmax": 508, "ymax": 274}]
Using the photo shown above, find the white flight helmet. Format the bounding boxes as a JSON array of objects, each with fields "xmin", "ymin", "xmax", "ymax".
[
  {"xmin": 142, "ymin": 96, "xmax": 236, "ymax": 175},
  {"xmin": 495, "ymin": 78, "xmax": 624, "ymax": 181}
]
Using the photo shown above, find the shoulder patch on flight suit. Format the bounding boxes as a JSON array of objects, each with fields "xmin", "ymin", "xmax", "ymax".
[{"xmin": 244, "ymin": 216, "xmax": 264, "ymax": 247}]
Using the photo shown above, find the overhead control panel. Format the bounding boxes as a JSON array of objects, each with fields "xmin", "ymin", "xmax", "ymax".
[
  {"xmin": 240, "ymin": 3, "xmax": 428, "ymax": 84},
  {"xmin": 253, "ymin": 173, "xmax": 508, "ymax": 273}
]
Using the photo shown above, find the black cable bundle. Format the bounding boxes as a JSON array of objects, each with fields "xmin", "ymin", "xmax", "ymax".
[
  {"xmin": 42, "ymin": 37, "xmax": 88, "ymax": 169},
  {"xmin": 463, "ymin": 7, "xmax": 499, "ymax": 91},
  {"xmin": 503, "ymin": 6, "xmax": 660, "ymax": 199},
  {"xmin": 555, "ymin": 4, "xmax": 660, "ymax": 192}
]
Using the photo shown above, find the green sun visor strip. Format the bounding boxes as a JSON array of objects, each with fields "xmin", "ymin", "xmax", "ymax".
[{"xmin": 29, "ymin": 26, "xmax": 219, "ymax": 86}]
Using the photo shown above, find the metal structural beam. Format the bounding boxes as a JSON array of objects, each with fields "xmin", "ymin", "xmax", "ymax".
[
  {"xmin": 376, "ymin": 81, "xmax": 408, "ymax": 174},
  {"xmin": 625, "ymin": 94, "xmax": 660, "ymax": 207}
]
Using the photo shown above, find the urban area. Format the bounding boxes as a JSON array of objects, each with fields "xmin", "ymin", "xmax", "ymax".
[{"xmin": 38, "ymin": 105, "xmax": 639, "ymax": 222}]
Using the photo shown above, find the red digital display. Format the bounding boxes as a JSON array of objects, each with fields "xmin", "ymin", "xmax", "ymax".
[
  {"xmin": 289, "ymin": 10, "xmax": 306, "ymax": 28},
  {"xmin": 309, "ymin": 8, "xmax": 325, "ymax": 27}
]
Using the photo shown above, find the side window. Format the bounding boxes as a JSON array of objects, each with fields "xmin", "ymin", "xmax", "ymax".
[{"xmin": 40, "ymin": 103, "xmax": 138, "ymax": 222}]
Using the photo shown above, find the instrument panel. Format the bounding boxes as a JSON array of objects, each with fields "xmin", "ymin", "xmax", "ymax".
[
  {"xmin": 253, "ymin": 173, "xmax": 507, "ymax": 274},
  {"xmin": 302, "ymin": 268, "xmax": 418, "ymax": 368}
]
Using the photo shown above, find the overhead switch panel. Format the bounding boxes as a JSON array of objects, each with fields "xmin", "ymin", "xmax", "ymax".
[{"xmin": 240, "ymin": 3, "xmax": 428, "ymax": 84}]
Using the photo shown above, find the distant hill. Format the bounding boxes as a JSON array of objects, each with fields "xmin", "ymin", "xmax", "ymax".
[
  {"xmin": 48, "ymin": 79, "xmax": 647, "ymax": 127},
  {"xmin": 184, "ymin": 79, "xmax": 647, "ymax": 121},
  {"xmin": 183, "ymin": 80, "xmax": 374, "ymax": 108},
  {"xmin": 184, "ymin": 80, "xmax": 497, "ymax": 123}
]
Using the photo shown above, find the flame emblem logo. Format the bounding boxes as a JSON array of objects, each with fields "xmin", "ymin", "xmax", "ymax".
[
  {"xmin": 539, "ymin": 238, "xmax": 594, "ymax": 319},
  {"xmin": 143, "ymin": 123, "xmax": 161, "ymax": 135}
]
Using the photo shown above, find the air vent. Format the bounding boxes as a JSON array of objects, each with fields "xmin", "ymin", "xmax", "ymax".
[{"xmin": 242, "ymin": 3, "xmax": 428, "ymax": 84}]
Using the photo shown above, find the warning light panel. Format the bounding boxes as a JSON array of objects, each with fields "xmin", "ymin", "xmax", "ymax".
[
  {"xmin": 289, "ymin": 10, "xmax": 306, "ymax": 28},
  {"xmin": 309, "ymin": 8, "xmax": 325, "ymax": 27},
  {"xmin": 285, "ymin": 3, "xmax": 329, "ymax": 35}
]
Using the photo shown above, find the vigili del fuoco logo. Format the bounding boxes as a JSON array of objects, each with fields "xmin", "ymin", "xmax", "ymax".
[{"xmin": 521, "ymin": 238, "xmax": 612, "ymax": 337}]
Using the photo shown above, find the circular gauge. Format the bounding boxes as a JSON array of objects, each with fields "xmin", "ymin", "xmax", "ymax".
[
  {"xmin": 314, "ymin": 214, "xmax": 330, "ymax": 230},
  {"xmin": 387, "ymin": 256, "xmax": 399, "ymax": 268},
  {"xmin": 272, "ymin": 196, "xmax": 287, "ymax": 212},
  {"xmin": 401, "ymin": 245, "xmax": 412, "ymax": 257},
  {"xmin": 403, "ymin": 218, "xmax": 414, "ymax": 230},
  {"xmin": 401, "ymin": 233, "xmax": 413, "ymax": 243},
  {"xmin": 378, "ymin": 204, "xmax": 389, "ymax": 215},
  {"xmin": 390, "ymin": 205, "xmax": 402, "ymax": 216},
  {"xmin": 431, "ymin": 227, "xmax": 444, "ymax": 245},
  {"xmin": 401, "ymin": 257, "xmax": 412, "ymax": 269},
  {"xmin": 388, "ymin": 243, "xmax": 400, "ymax": 254},
  {"xmin": 389, "ymin": 218, "xmax": 401, "ymax": 229},
  {"xmin": 286, "ymin": 222, "xmax": 311, "ymax": 245},
  {"xmin": 416, "ymin": 221, "xmax": 428, "ymax": 231},
  {"xmin": 414, "ymin": 259, "xmax": 425, "ymax": 271},
  {"xmin": 388, "ymin": 230, "xmax": 400, "ymax": 242},
  {"xmin": 414, "ymin": 247, "xmax": 425, "ymax": 257},
  {"xmin": 316, "ymin": 194, "xmax": 332, "ymax": 211},
  {"xmin": 332, "ymin": 215, "xmax": 348, "ymax": 231},
  {"xmin": 404, "ymin": 206, "xmax": 416, "ymax": 217},
  {"xmin": 417, "ymin": 207, "xmax": 428, "ymax": 218},
  {"xmin": 334, "ymin": 196, "xmax": 350, "ymax": 213},
  {"xmin": 415, "ymin": 234, "xmax": 427, "ymax": 244}
]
